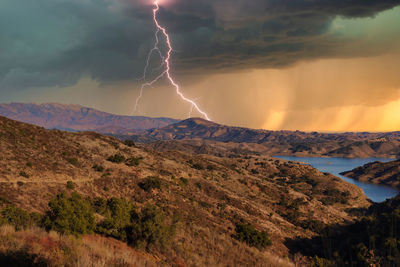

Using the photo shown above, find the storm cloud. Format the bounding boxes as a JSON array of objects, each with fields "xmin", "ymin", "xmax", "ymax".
[{"xmin": 1, "ymin": 0, "xmax": 399, "ymax": 89}]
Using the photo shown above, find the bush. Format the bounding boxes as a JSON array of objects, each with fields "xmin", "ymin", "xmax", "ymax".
[
  {"xmin": 300, "ymin": 219, "xmax": 325, "ymax": 233},
  {"xmin": 179, "ymin": 177, "xmax": 188, "ymax": 186},
  {"xmin": 66, "ymin": 158, "xmax": 79, "ymax": 166},
  {"xmin": 234, "ymin": 223, "xmax": 272, "ymax": 249},
  {"xmin": 250, "ymin": 169, "xmax": 259, "ymax": 174},
  {"xmin": 125, "ymin": 157, "xmax": 142, "ymax": 167},
  {"xmin": 206, "ymin": 165, "xmax": 215, "ymax": 171},
  {"xmin": 0, "ymin": 206, "xmax": 42, "ymax": 230},
  {"xmin": 44, "ymin": 192, "xmax": 95, "ymax": 236},
  {"xmin": 107, "ymin": 154, "xmax": 126, "ymax": 163},
  {"xmin": 92, "ymin": 164, "xmax": 105, "ymax": 172},
  {"xmin": 66, "ymin": 181, "xmax": 75, "ymax": 190},
  {"xmin": 138, "ymin": 177, "xmax": 162, "ymax": 191},
  {"xmin": 192, "ymin": 163, "xmax": 204, "ymax": 170},
  {"xmin": 19, "ymin": 171, "xmax": 29, "ymax": 178},
  {"xmin": 311, "ymin": 256, "xmax": 335, "ymax": 267},
  {"xmin": 126, "ymin": 205, "xmax": 175, "ymax": 250},
  {"xmin": 124, "ymin": 140, "xmax": 136, "ymax": 147},
  {"xmin": 95, "ymin": 198, "xmax": 134, "ymax": 241}
]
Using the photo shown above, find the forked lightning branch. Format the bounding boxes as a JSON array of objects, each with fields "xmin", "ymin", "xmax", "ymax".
[{"xmin": 133, "ymin": 0, "xmax": 211, "ymax": 121}]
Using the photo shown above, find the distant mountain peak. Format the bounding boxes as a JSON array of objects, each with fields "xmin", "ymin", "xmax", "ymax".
[{"xmin": 180, "ymin": 117, "xmax": 219, "ymax": 127}]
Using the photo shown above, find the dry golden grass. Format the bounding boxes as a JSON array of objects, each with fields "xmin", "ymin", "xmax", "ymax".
[
  {"xmin": 171, "ymin": 224, "xmax": 294, "ymax": 267},
  {"xmin": 0, "ymin": 225, "xmax": 159, "ymax": 267},
  {"xmin": 0, "ymin": 115, "xmax": 371, "ymax": 266}
]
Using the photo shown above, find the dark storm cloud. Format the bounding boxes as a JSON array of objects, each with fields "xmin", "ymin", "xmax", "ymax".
[{"xmin": 0, "ymin": 0, "xmax": 399, "ymax": 89}]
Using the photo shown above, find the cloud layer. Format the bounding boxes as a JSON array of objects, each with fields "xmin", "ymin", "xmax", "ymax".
[{"xmin": 1, "ymin": 0, "xmax": 399, "ymax": 90}]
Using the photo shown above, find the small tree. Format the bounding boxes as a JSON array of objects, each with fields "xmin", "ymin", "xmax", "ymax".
[
  {"xmin": 234, "ymin": 223, "xmax": 272, "ymax": 249},
  {"xmin": 107, "ymin": 154, "xmax": 126, "ymax": 163},
  {"xmin": 138, "ymin": 177, "xmax": 162, "ymax": 191},
  {"xmin": 66, "ymin": 181, "xmax": 75, "ymax": 190},
  {"xmin": 126, "ymin": 205, "xmax": 175, "ymax": 250},
  {"xmin": 0, "ymin": 206, "xmax": 40, "ymax": 230},
  {"xmin": 96, "ymin": 198, "xmax": 134, "ymax": 241},
  {"xmin": 44, "ymin": 192, "xmax": 95, "ymax": 236}
]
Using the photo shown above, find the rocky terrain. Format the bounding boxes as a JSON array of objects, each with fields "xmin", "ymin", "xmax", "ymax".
[
  {"xmin": 0, "ymin": 115, "xmax": 371, "ymax": 266},
  {"xmin": 341, "ymin": 159, "xmax": 400, "ymax": 189},
  {"xmin": 0, "ymin": 103, "xmax": 178, "ymax": 134}
]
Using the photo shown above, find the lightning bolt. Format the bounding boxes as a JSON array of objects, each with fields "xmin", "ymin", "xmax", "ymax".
[{"xmin": 133, "ymin": 0, "xmax": 211, "ymax": 121}]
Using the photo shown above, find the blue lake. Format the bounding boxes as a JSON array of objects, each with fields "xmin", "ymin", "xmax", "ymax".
[{"xmin": 275, "ymin": 156, "xmax": 399, "ymax": 203}]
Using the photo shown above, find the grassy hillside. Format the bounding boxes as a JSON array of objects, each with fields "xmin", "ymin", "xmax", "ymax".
[
  {"xmin": 0, "ymin": 115, "xmax": 370, "ymax": 266},
  {"xmin": 341, "ymin": 159, "xmax": 400, "ymax": 189},
  {"xmin": 129, "ymin": 118, "xmax": 400, "ymax": 158}
]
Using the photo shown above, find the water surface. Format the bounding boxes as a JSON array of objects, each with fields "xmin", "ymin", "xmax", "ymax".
[{"xmin": 275, "ymin": 156, "xmax": 399, "ymax": 203}]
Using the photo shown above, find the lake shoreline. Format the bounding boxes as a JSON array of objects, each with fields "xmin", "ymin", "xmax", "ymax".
[{"xmin": 274, "ymin": 156, "xmax": 399, "ymax": 203}]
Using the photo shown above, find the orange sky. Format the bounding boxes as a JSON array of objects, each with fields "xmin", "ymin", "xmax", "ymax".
[{"xmin": 21, "ymin": 50, "xmax": 399, "ymax": 132}]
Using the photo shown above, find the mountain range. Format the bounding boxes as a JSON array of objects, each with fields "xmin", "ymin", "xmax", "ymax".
[
  {"xmin": 1, "ymin": 103, "xmax": 400, "ymax": 158},
  {"xmin": 0, "ymin": 103, "xmax": 179, "ymax": 134},
  {"xmin": 138, "ymin": 118, "xmax": 400, "ymax": 158}
]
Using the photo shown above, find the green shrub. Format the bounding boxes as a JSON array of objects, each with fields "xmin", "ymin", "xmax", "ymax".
[
  {"xmin": 0, "ymin": 196, "xmax": 10, "ymax": 204},
  {"xmin": 125, "ymin": 157, "xmax": 142, "ymax": 167},
  {"xmin": 192, "ymin": 163, "xmax": 204, "ymax": 170},
  {"xmin": 92, "ymin": 164, "xmax": 105, "ymax": 172},
  {"xmin": 107, "ymin": 154, "xmax": 126, "ymax": 163},
  {"xmin": 126, "ymin": 205, "xmax": 175, "ymax": 250},
  {"xmin": 44, "ymin": 192, "xmax": 95, "ymax": 236},
  {"xmin": 0, "ymin": 206, "xmax": 42, "ymax": 230},
  {"xmin": 310, "ymin": 256, "xmax": 335, "ymax": 267},
  {"xmin": 179, "ymin": 177, "xmax": 188, "ymax": 186},
  {"xmin": 206, "ymin": 165, "xmax": 215, "ymax": 171},
  {"xmin": 138, "ymin": 177, "xmax": 162, "ymax": 191},
  {"xmin": 92, "ymin": 197, "xmax": 108, "ymax": 215},
  {"xmin": 199, "ymin": 201, "xmax": 212, "ymax": 209},
  {"xmin": 124, "ymin": 140, "xmax": 136, "ymax": 147},
  {"xmin": 96, "ymin": 198, "xmax": 134, "ymax": 241},
  {"xmin": 234, "ymin": 223, "xmax": 272, "ymax": 249},
  {"xmin": 300, "ymin": 219, "xmax": 325, "ymax": 233},
  {"xmin": 66, "ymin": 181, "xmax": 75, "ymax": 190},
  {"xmin": 250, "ymin": 169, "xmax": 259, "ymax": 174},
  {"xmin": 19, "ymin": 171, "xmax": 29, "ymax": 178},
  {"xmin": 320, "ymin": 189, "xmax": 350, "ymax": 205},
  {"xmin": 195, "ymin": 182, "xmax": 202, "ymax": 189},
  {"xmin": 66, "ymin": 158, "xmax": 79, "ymax": 166},
  {"xmin": 323, "ymin": 188, "xmax": 340, "ymax": 196}
]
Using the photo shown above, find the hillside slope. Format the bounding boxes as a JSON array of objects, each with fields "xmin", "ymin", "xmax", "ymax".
[
  {"xmin": 133, "ymin": 118, "xmax": 400, "ymax": 158},
  {"xmin": 0, "ymin": 115, "xmax": 370, "ymax": 266},
  {"xmin": 341, "ymin": 160, "xmax": 400, "ymax": 188},
  {"xmin": 0, "ymin": 103, "xmax": 178, "ymax": 134}
]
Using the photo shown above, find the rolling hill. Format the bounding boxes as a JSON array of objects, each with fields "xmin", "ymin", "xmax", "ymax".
[
  {"xmin": 341, "ymin": 159, "xmax": 400, "ymax": 188},
  {"xmin": 2, "ymin": 103, "xmax": 399, "ymax": 159},
  {"xmin": 133, "ymin": 118, "xmax": 400, "ymax": 158},
  {"xmin": 0, "ymin": 115, "xmax": 370, "ymax": 266},
  {"xmin": 0, "ymin": 103, "xmax": 179, "ymax": 134}
]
